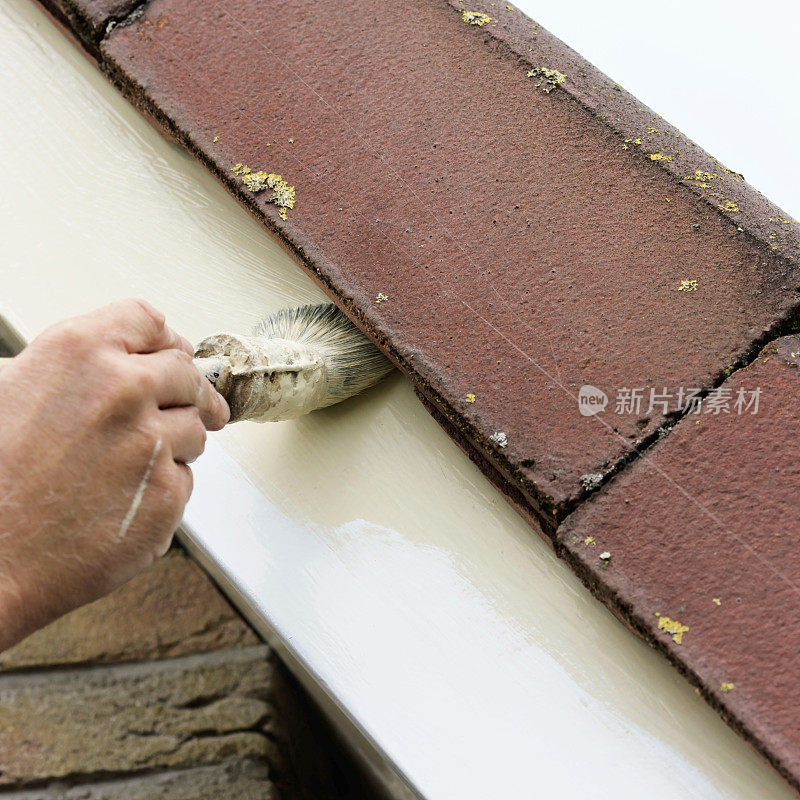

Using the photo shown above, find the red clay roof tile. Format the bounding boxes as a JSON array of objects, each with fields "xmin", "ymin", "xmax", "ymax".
[{"xmin": 31, "ymin": 0, "xmax": 800, "ymax": 789}]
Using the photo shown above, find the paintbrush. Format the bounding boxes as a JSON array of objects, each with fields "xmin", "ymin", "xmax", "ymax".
[
  {"xmin": 0, "ymin": 304, "xmax": 392, "ymax": 423},
  {"xmin": 193, "ymin": 303, "xmax": 393, "ymax": 422}
]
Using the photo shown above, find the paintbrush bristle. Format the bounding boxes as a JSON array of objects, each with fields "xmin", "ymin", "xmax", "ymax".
[
  {"xmin": 254, "ymin": 303, "xmax": 393, "ymax": 409},
  {"xmin": 194, "ymin": 303, "xmax": 393, "ymax": 422}
]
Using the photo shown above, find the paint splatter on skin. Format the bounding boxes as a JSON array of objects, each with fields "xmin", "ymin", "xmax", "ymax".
[
  {"xmin": 117, "ymin": 438, "xmax": 162, "ymax": 541},
  {"xmin": 462, "ymin": 11, "xmax": 492, "ymax": 26},
  {"xmin": 526, "ymin": 66, "xmax": 567, "ymax": 93},
  {"xmin": 655, "ymin": 613, "xmax": 689, "ymax": 645}
]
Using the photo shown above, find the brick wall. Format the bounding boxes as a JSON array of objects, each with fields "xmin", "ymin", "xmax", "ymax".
[{"xmin": 0, "ymin": 547, "xmax": 380, "ymax": 800}]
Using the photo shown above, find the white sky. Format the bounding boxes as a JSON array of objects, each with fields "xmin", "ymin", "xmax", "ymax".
[{"xmin": 514, "ymin": 0, "xmax": 799, "ymax": 218}]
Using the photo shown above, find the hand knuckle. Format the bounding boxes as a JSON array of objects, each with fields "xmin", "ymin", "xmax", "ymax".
[
  {"xmin": 111, "ymin": 364, "xmax": 148, "ymax": 410},
  {"xmin": 195, "ymin": 419, "xmax": 208, "ymax": 450},
  {"xmin": 43, "ymin": 319, "xmax": 91, "ymax": 356},
  {"xmin": 128, "ymin": 298, "xmax": 165, "ymax": 330},
  {"xmin": 156, "ymin": 465, "xmax": 192, "ymax": 514},
  {"xmin": 133, "ymin": 424, "xmax": 163, "ymax": 461},
  {"xmin": 173, "ymin": 348, "xmax": 195, "ymax": 372},
  {"xmin": 137, "ymin": 365, "xmax": 157, "ymax": 396},
  {"xmin": 151, "ymin": 536, "xmax": 173, "ymax": 561}
]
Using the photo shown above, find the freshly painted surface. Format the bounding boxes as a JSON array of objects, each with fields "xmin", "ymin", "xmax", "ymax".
[{"xmin": 0, "ymin": 1, "xmax": 797, "ymax": 799}]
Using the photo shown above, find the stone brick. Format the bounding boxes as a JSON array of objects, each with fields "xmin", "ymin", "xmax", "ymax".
[
  {"xmin": 0, "ymin": 549, "xmax": 258, "ymax": 671},
  {"xmin": 96, "ymin": 0, "xmax": 800, "ymax": 529},
  {"xmin": 0, "ymin": 761, "xmax": 277, "ymax": 800},
  {"xmin": 0, "ymin": 646, "xmax": 280, "ymax": 785},
  {"xmin": 559, "ymin": 336, "xmax": 800, "ymax": 793}
]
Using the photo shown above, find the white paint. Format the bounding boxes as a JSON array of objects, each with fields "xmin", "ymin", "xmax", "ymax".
[
  {"xmin": 0, "ymin": 1, "xmax": 796, "ymax": 798},
  {"xmin": 117, "ymin": 437, "xmax": 162, "ymax": 541}
]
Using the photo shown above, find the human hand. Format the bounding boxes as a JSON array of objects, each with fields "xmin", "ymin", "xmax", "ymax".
[{"xmin": 0, "ymin": 299, "xmax": 229, "ymax": 650}]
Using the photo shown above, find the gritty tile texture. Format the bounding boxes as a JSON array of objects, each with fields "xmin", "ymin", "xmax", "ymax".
[
  {"xmin": 559, "ymin": 336, "xmax": 800, "ymax": 793},
  {"xmin": 0, "ymin": 761, "xmax": 276, "ymax": 800},
  {"xmin": 0, "ymin": 646, "xmax": 279, "ymax": 785},
  {"xmin": 97, "ymin": 0, "xmax": 799, "ymax": 529},
  {"xmin": 31, "ymin": 0, "xmax": 800, "ymax": 792},
  {"xmin": 38, "ymin": 0, "xmax": 141, "ymax": 49},
  {"xmin": 0, "ymin": 550, "xmax": 258, "ymax": 670}
]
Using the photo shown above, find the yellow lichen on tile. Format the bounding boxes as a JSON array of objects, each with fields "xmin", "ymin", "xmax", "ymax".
[
  {"xmin": 718, "ymin": 201, "xmax": 741, "ymax": 213},
  {"xmin": 584, "ymin": 536, "xmax": 596, "ymax": 546},
  {"xmin": 462, "ymin": 10, "xmax": 492, "ymax": 25},
  {"xmin": 375, "ymin": 292, "xmax": 389, "ymax": 304},
  {"xmin": 241, "ymin": 170, "xmax": 271, "ymax": 192},
  {"xmin": 233, "ymin": 164, "xmax": 296, "ymax": 220},
  {"xmin": 720, "ymin": 682, "xmax": 735, "ymax": 693},
  {"xmin": 623, "ymin": 137, "xmax": 642, "ymax": 145},
  {"xmin": 266, "ymin": 174, "xmax": 296, "ymax": 210},
  {"xmin": 526, "ymin": 66, "xmax": 567, "ymax": 93},
  {"xmin": 649, "ymin": 153, "xmax": 673, "ymax": 162},
  {"xmin": 678, "ymin": 279, "xmax": 698, "ymax": 292},
  {"xmin": 213, "ymin": 135, "xmax": 219, "ymax": 143},
  {"xmin": 686, "ymin": 169, "xmax": 717, "ymax": 182},
  {"xmin": 712, "ymin": 597, "xmax": 722, "ymax": 605},
  {"xmin": 465, "ymin": 392, "xmax": 477, "ymax": 403},
  {"xmin": 655, "ymin": 613, "xmax": 689, "ymax": 645}
]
